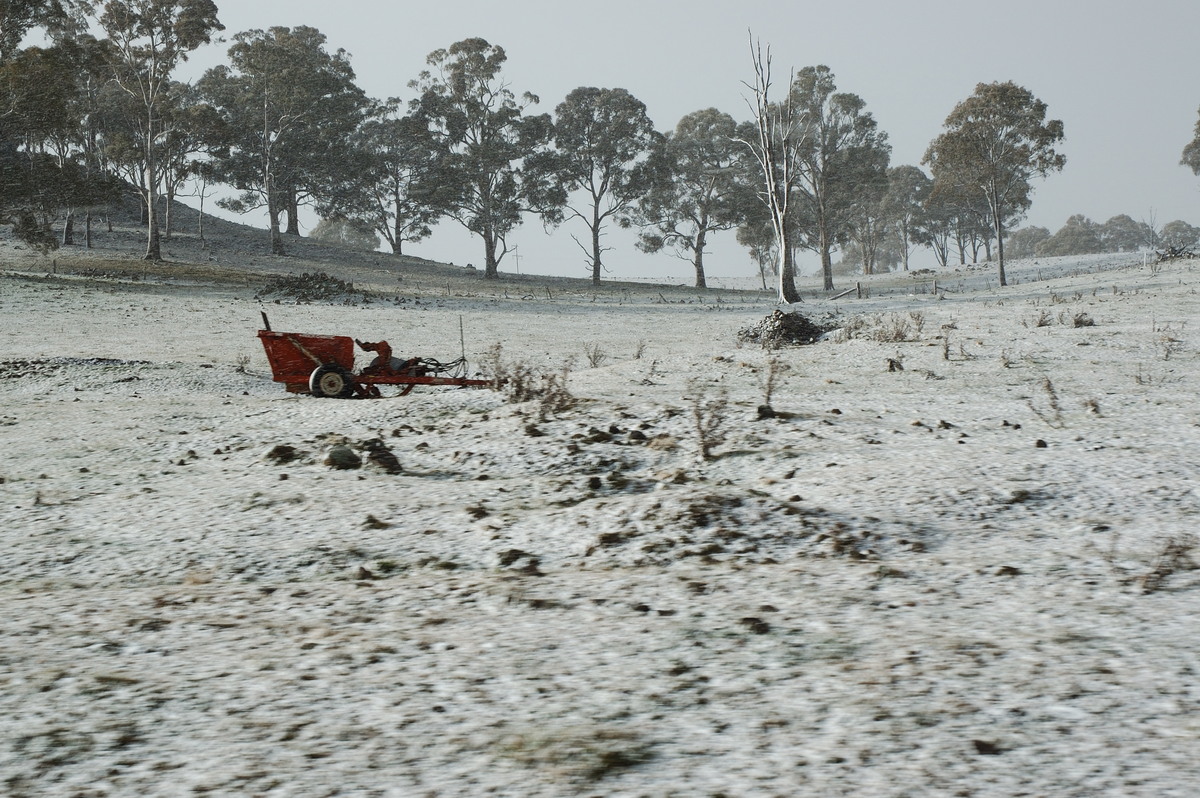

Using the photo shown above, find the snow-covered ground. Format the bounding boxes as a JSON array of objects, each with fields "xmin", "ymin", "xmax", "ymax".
[{"xmin": 2, "ymin": 245, "xmax": 1199, "ymax": 797}]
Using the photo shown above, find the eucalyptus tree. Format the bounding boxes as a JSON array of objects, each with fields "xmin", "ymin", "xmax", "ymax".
[
  {"xmin": 845, "ymin": 192, "xmax": 889, "ymax": 275},
  {"xmin": 1098, "ymin": 214, "xmax": 1152, "ymax": 252},
  {"xmin": 1182, "ymin": 108, "xmax": 1200, "ymax": 176},
  {"xmin": 0, "ymin": 2, "xmax": 109, "ymax": 246},
  {"xmin": 156, "ymin": 80, "xmax": 225, "ymax": 237},
  {"xmin": 628, "ymin": 108, "xmax": 754, "ymax": 288},
  {"xmin": 910, "ymin": 183, "xmax": 957, "ymax": 268},
  {"xmin": 199, "ymin": 25, "xmax": 368, "ymax": 255},
  {"xmin": 735, "ymin": 38, "xmax": 806, "ymax": 303},
  {"xmin": 0, "ymin": 0, "xmax": 85, "ymax": 63},
  {"xmin": 736, "ymin": 214, "xmax": 778, "ymax": 291},
  {"xmin": 540, "ymin": 86, "xmax": 661, "ymax": 284},
  {"xmin": 1038, "ymin": 214, "xmax": 1103, "ymax": 256},
  {"xmin": 879, "ymin": 165, "xmax": 931, "ymax": 271},
  {"xmin": 1004, "ymin": 226, "xmax": 1050, "ymax": 259},
  {"xmin": 923, "ymin": 81, "xmax": 1065, "ymax": 286},
  {"xmin": 326, "ymin": 100, "xmax": 445, "ymax": 255},
  {"xmin": 409, "ymin": 38, "xmax": 557, "ymax": 279},
  {"xmin": 788, "ymin": 65, "xmax": 890, "ymax": 291},
  {"xmin": 1161, "ymin": 219, "xmax": 1200, "ymax": 249},
  {"xmin": 97, "ymin": 0, "xmax": 223, "ymax": 260}
]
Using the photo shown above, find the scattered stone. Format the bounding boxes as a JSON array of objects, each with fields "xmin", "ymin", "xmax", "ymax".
[
  {"xmin": 363, "ymin": 514, "xmax": 391, "ymax": 529},
  {"xmin": 1035, "ymin": 439, "xmax": 1048, "ymax": 448},
  {"xmin": 654, "ymin": 468, "xmax": 689, "ymax": 485},
  {"xmin": 740, "ymin": 617, "xmax": 771, "ymax": 635},
  {"xmin": 583, "ymin": 427, "xmax": 613, "ymax": 444},
  {"xmin": 266, "ymin": 444, "xmax": 299, "ymax": 464},
  {"xmin": 361, "ymin": 439, "xmax": 402, "ymax": 474},
  {"xmin": 325, "ymin": 445, "xmax": 361, "ymax": 470},
  {"xmin": 353, "ymin": 565, "xmax": 375, "ymax": 580},
  {"xmin": 646, "ymin": 435, "xmax": 677, "ymax": 451},
  {"xmin": 972, "ymin": 739, "xmax": 1004, "ymax": 756},
  {"xmin": 498, "ymin": 548, "xmax": 543, "ymax": 575}
]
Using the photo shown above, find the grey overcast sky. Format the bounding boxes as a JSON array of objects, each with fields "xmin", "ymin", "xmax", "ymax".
[{"xmin": 179, "ymin": 0, "xmax": 1200, "ymax": 283}]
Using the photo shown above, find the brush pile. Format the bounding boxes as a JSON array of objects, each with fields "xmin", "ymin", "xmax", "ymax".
[{"xmin": 736, "ymin": 309, "xmax": 832, "ymax": 348}]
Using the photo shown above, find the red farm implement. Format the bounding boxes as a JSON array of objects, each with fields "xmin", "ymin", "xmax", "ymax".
[{"xmin": 257, "ymin": 312, "xmax": 490, "ymax": 398}]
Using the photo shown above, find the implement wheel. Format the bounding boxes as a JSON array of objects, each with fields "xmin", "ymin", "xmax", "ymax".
[{"xmin": 309, "ymin": 363, "xmax": 356, "ymax": 398}]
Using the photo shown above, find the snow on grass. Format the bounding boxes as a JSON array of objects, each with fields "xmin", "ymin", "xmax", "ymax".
[{"xmin": 2, "ymin": 252, "xmax": 1199, "ymax": 796}]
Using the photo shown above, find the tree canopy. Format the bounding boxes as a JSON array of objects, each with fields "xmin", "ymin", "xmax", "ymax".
[
  {"xmin": 98, "ymin": 0, "xmax": 223, "ymax": 259},
  {"xmin": 199, "ymin": 25, "xmax": 368, "ymax": 254},
  {"xmin": 789, "ymin": 65, "xmax": 890, "ymax": 290},
  {"xmin": 543, "ymin": 86, "xmax": 662, "ymax": 285},
  {"xmin": 924, "ymin": 81, "xmax": 1065, "ymax": 286},
  {"xmin": 409, "ymin": 38, "xmax": 555, "ymax": 279},
  {"xmin": 628, "ymin": 108, "xmax": 754, "ymax": 288}
]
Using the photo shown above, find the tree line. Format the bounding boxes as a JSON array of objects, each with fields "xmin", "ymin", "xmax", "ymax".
[{"xmin": 3, "ymin": 4, "xmax": 1197, "ymax": 301}]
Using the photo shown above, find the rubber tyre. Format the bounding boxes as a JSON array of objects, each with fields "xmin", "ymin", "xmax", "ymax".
[{"xmin": 309, "ymin": 363, "xmax": 356, "ymax": 398}]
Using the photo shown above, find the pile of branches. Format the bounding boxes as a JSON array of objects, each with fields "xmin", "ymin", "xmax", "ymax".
[
  {"xmin": 255, "ymin": 272, "xmax": 364, "ymax": 303},
  {"xmin": 1156, "ymin": 245, "xmax": 1196, "ymax": 262},
  {"xmin": 737, "ymin": 309, "xmax": 833, "ymax": 349}
]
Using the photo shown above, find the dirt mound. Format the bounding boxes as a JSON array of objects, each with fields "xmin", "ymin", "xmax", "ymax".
[
  {"xmin": 254, "ymin": 271, "xmax": 365, "ymax": 304},
  {"xmin": 736, "ymin": 309, "xmax": 832, "ymax": 348}
]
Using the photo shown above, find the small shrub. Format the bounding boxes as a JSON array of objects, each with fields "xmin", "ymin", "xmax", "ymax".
[
  {"xmin": 1157, "ymin": 334, "xmax": 1184, "ymax": 361},
  {"xmin": 484, "ymin": 343, "xmax": 575, "ymax": 419},
  {"xmin": 687, "ymin": 378, "xmax": 728, "ymax": 462},
  {"xmin": 1073, "ymin": 312, "xmax": 1095, "ymax": 328},
  {"xmin": 633, "ymin": 340, "xmax": 648, "ymax": 359},
  {"xmin": 1140, "ymin": 534, "xmax": 1198, "ymax": 593},
  {"xmin": 760, "ymin": 355, "xmax": 790, "ymax": 408},
  {"xmin": 1028, "ymin": 376, "xmax": 1063, "ymax": 427},
  {"xmin": 583, "ymin": 342, "xmax": 608, "ymax": 368},
  {"xmin": 876, "ymin": 313, "xmax": 914, "ymax": 342}
]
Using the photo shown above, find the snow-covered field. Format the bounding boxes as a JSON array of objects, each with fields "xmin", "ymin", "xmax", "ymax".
[{"xmin": 2, "ymin": 244, "xmax": 1199, "ymax": 797}]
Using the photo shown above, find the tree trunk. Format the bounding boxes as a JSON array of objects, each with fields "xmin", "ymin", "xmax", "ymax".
[
  {"xmin": 483, "ymin": 231, "xmax": 499, "ymax": 279},
  {"xmin": 777, "ymin": 229, "xmax": 800, "ymax": 303},
  {"xmin": 266, "ymin": 167, "xmax": 284, "ymax": 255},
  {"xmin": 85, "ymin": 211, "xmax": 93, "ymax": 249},
  {"xmin": 61, "ymin": 212, "xmax": 74, "ymax": 246},
  {"xmin": 814, "ymin": 220, "xmax": 833, "ymax": 290},
  {"xmin": 590, "ymin": 208, "xmax": 602, "ymax": 286},
  {"xmin": 693, "ymin": 229, "xmax": 708, "ymax": 289},
  {"xmin": 820, "ymin": 246, "xmax": 834, "ymax": 291},
  {"xmin": 994, "ymin": 213, "xmax": 1007, "ymax": 287},
  {"xmin": 143, "ymin": 125, "xmax": 161, "ymax": 261},
  {"xmin": 285, "ymin": 195, "xmax": 299, "ymax": 235},
  {"xmin": 269, "ymin": 207, "xmax": 283, "ymax": 255}
]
